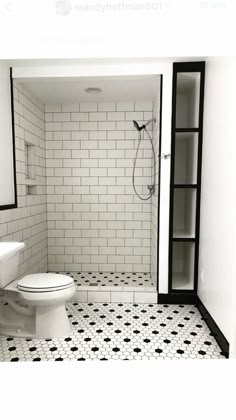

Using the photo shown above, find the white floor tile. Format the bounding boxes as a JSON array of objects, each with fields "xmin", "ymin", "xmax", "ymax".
[{"xmin": 0, "ymin": 301, "xmax": 226, "ymax": 361}]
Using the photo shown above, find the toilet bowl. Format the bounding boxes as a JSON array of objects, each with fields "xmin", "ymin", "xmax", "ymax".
[{"xmin": 0, "ymin": 242, "xmax": 76, "ymax": 339}]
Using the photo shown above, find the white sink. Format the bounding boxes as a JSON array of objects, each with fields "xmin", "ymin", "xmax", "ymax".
[{"xmin": 0, "ymin": 242, "xmax": 25, "ymax": 288}]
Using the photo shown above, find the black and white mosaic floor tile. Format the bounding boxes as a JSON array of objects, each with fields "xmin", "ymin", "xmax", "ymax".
[
  {"xmin": 61, "ymin": 272, "xmax": 154, "ymax": 289},
  {"xmin": 0, "ymin": 303, "xmax": 226, "ymax": 361}
]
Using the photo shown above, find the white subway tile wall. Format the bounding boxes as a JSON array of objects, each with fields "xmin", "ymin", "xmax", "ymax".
[
  {"xmin": 45, "ymin": 101, "xmax": 158, "ymax": 275},
  {"xmin": 0, "ymin": 82, "xmax": 47, "ymax": 276},
  {"xmin": 151, "ymin": 80, "xmax": 161, "ymax": 286}
]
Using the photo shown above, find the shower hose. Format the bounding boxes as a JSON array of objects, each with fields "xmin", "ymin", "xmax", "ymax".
[{"xmin": 132, "ymin": 127, "xmax": 156, "ymax": 201}]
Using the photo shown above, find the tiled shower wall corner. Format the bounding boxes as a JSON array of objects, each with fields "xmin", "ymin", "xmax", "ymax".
[
  {"xmin": 45, "ymin": 101, "xmax": 156, "ymax": 274},
  {"xmin": 0, "ymin": 82, "xmax": 47, "ymax": 276},
  {"xmin": 151, "ymin": 80, "xmax": 161, "ymax": 285}
]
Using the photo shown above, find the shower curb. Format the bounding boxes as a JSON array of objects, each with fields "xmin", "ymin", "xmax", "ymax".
[{"xmin": 71, "ymin": 289, "xmax": 158, "ymax": 304}]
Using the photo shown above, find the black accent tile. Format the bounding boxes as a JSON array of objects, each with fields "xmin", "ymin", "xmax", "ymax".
[{"xmin": 204, "ymin": 341, "xmax": 212, "ymax": 346}]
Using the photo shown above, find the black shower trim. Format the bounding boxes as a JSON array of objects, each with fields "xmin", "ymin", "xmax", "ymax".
[{"xmin": 0, "ymin": 67, "xmax": 18, "ymax": 211}]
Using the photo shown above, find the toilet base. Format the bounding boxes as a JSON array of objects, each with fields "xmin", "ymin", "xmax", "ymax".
[
  {"xmin": 35, "ymin": 303, "xmax": 72, "ymax": 338},
  {"xmin": 0, "ymin": 300, "xmax": 72, "ymax": 339},
  {"xmin": 0, "ymin": 274, "xmax": 75, "ymax": 339}
]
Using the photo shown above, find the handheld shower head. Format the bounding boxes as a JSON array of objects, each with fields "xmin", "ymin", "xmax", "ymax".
[
  {"xmin": 133, "ymin": 118, "xmax": 156, "ymax": 132},
  {"xmin": 133, "ymin": 120, "xmax": 143, "ymax": 131}
]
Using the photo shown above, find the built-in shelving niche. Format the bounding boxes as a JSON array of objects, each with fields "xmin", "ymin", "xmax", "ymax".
[
  {"xmin": 176, "ymin": 72, "xmax": 200, "ymax": 129},
  {"xmin": 174, "ymin": 133, "xmax": 198, "ymax": 185},
  {"xmin": 172, "ymin": 242, "xmax": 195, "ymax": 290},
  {"xmin": 173, "ymin": 188, "xmax": 196, "ymax": 238},
  {"xmin": 25, "ymin": 142, "xmax": 37, "ymax": 195},
  {"xmin": 168, "ymin": 61, "xmax": 205, "ymax": 299}
]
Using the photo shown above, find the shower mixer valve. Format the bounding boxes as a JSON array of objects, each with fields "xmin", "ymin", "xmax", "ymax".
[
  {"xmin": 147, "ymin": 185, "xmax": 155, "ymax": 193},
  {"xmin": 160, "ymin": 153, "xmax": 171, "ymax": 159}
]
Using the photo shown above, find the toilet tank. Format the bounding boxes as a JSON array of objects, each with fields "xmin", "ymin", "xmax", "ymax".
[{"xmin": 0, "ymin": 242, "xmax": 25, "ymax": 288}]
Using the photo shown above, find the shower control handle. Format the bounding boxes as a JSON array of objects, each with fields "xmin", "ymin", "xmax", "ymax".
[
  {"xmin": 147, "ymin": 185, "xmax": 155, "ymax": 193},
  {"xmin": 160, "ymin": 153, "xmax": 171, "ymax": 160}
]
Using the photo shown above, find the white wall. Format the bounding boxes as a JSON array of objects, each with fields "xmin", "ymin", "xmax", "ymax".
[{"xmin": 198, "ymin": 58, "xmax": 236, "ymax": 344}]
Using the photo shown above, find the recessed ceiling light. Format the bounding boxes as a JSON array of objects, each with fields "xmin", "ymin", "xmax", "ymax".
[{"xmin": 85, "ymin": 87, "xmax": 102, "ymax": 94}]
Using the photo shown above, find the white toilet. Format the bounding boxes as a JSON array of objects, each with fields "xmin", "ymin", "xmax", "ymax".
[{"xmin": 0, "ymin": 242, "xmax": 76, "ymax": 339}]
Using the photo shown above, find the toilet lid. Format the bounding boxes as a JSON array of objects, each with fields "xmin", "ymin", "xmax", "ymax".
[{"xmin": 17, "ymin": 273, "xmax": 74, "ymax": 292}]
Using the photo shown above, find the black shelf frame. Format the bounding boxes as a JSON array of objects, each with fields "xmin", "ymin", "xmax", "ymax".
[
  {"xmin": 175, "ymin": 128, "xmax": 199, "ymax": 133},
  {"xmin": 172, "ymin": 237, "xmax": 195, "ymax": 242},
  {"xmin": 168, "ymin": 61, "xmax": 205, "ymax": 300},
  {"xmin": 174, "ymin": 184, "xmax": 197, "ymax": 189}
]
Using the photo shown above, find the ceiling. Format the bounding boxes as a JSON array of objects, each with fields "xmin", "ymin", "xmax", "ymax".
[{"xmin": 20, "ymin": 74, "xmax": 160, "ymax": 104}]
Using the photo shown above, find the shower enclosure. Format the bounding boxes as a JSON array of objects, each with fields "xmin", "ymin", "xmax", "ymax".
[
  {"xmin": 44, "ymin": 76, "xmax": 162, "ymax": 302},
  {"xmin": 7, "ymin": 73, "xmax": 162, "ymax": 303}
]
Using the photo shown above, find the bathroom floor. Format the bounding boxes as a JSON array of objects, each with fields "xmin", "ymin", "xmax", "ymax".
[{"xmin": 0, "ymin": 302, "xmax": 225, "ymax": 361}]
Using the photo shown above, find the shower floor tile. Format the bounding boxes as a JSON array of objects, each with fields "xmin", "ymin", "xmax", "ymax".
[
  {"xmin": 61, "ymin": 271, "xmax": 155, "ymax": 290},
  {"xmin": 0, "ymin": 303, "xmax": 226, "ymax": 361}
]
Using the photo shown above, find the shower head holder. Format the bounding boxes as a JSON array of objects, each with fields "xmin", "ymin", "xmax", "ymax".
[{"xmin": 133, "ymin": 118, "xmax": 156, "ymax": 132}]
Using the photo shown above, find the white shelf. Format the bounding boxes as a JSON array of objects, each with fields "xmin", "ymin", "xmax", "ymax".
[
  {"xmin": 25, "ymin": 179, "xmax": 37, "ymax": 186},
  {"xmin": 172, "ymin": 274, "xmax": 193, "ymax": 290},
  {"xmin": 176, "ymin": 72, "xmax": 200, "ymax": 129},
  {"xmin": 173, "ymin": 189, "xmax": 196, "ymax": 238},
  {"xmin": 172, "ymin": 242, "xmax": 195, "ymax": 290},
  {"xmin": 173, "ymin": 232, "xmax": 195, "ymax": 239},
  {"xmin": 174, "ymin": 132, "xmax": 198, "ymax": 184}
]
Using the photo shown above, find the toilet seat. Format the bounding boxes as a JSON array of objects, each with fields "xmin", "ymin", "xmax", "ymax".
[{"xmin": 17, "ymin": 273, "xmax": 74, "ymax": 293}]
